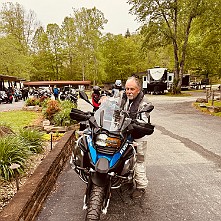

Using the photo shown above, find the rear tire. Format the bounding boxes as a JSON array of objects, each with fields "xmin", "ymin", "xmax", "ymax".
[{"xmin": 85, "ymin": 184, "xmax": 105, "ymax": 221}]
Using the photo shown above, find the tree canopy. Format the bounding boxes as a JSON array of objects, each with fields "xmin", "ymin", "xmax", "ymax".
[{"xmin": 0, "ymin": 1, "xmax": 220, "ymax": 88}]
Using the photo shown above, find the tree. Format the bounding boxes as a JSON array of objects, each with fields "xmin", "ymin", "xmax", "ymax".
[
  {"xmin": 101, "ymin": 33, "xmax": 149, "ymax": 83},
  {"xmin": 61, "ymin": 17, "xmax": 81, "ymax": 80},
  {"xmin": 0, "ymin": 2, "xmax": 39, "ymax": 80},
  {"xmin": 0, "ymin": 2, "xmax": 39, "ymax": 52},
  {"xmin": 46, "ymin": 23, "xmax": 63, "ymax": 80},
  {"xmin": 125, "ymin": 28, "xmax": 131, "ymax": 38},
  {"xmin": 31, "ymin": 26, "xmax": 56, "ymax": 80},
  {"xmin": 186, "ymin": 0, "xmax": 221, "ymax": 82},
  {"xmin": 128, "ymin": 0, "xmax": 210, "ymax": 93},
  {"xmin": 71, "ymin": 7, "xmax": 107, "ymax": 84},
  {"xmin": 0, "ymin": 36, "xmax": 31, "ymax": 79}
]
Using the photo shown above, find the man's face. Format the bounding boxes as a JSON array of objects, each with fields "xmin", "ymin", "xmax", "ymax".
[{"xmin": 125, "ymin": 79, "xmax": 140, "ymax": 100}]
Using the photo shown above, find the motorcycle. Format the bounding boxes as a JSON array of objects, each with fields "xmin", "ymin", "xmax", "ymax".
[
  {"xmin": 60, "ymin": 90, "xmax": 78, "ymax": 105},
  {"xmin": 4, "ymin": 90, "xmax": 13, "ymax": 103},
  {"xmin": 0, "ymin": 91, "xmax": 5, "ymax": 104},
  {"xmin": 14, "ymin": 89, "xmax": 22, "ymax": 102},
  {"xmin": 70, "ymin": 91, "xmax": 154, "ymax": 220}
]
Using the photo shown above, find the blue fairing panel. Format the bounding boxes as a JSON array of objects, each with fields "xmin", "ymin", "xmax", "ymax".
[
  {"xmin": 110, "ymin": 143, "xmax": 128, "ymax": 167},
  {"xmin": 87, "ymin": 136, "xmax": 128, "ymax": 168},
  {"xmin": 87, "ymin": 136, "xmax": 97, "ymax": 164},
  {"xmin": 96, "ymin": 152, "xmax": 120, "ymax": 168},
  {"xmin": 110, "ymin": 152, "xmax": 121, "ymax": 167}
]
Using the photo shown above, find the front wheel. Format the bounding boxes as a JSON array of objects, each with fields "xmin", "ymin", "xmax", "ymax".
[{"xmin": 85, "ymin": 184, "xmax": 105, "ymax": 221}]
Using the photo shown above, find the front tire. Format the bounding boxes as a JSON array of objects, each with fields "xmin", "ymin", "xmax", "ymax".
[{"xmin": 85, "ymin": 184, "xmax": 105, "ymax": 221}]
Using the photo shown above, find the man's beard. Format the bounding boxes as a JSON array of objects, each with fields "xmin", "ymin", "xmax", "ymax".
[{"xmin": 127, "ymin": 94, "xmax": 134, "ymax": 100}]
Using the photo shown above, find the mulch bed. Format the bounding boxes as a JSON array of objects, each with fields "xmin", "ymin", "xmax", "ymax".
[
  {"xmin": 0, "ymin": 142, "xmax": 52, "ymax": 213},
  {"xmin": 0, "ymin": 114, "xmax": 54, "ymax": 213}
]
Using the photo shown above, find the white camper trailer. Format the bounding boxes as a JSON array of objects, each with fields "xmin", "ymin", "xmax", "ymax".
[
  {"xmin": 167, "ymin": 72, "xmax": 174, "ymax": 90},
  {"xmin": 142, "ymin": 67, "xmax": 168, "ymax": 94}
]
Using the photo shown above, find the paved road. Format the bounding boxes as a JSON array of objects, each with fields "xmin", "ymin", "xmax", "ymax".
[
  {"xmin": 0, "ymin": 100, "xmax": 25, "ymax": 112},
  {"xmin": 37, "ymin": 91, "xmax": 221, "ymax": 221}
]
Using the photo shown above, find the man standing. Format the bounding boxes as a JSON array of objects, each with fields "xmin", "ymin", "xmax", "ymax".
[
  {"xmin": 53, "ymin": 85, "xmax": 59, "ymax": 100},
  {"xmin": 119, "ymin": 76, "xmax": 154, "ymax": 199}
]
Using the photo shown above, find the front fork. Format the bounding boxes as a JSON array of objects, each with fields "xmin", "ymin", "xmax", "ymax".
[{"xmin": 83, "ymin": 170, "xmax": 112, "ymax": 214}]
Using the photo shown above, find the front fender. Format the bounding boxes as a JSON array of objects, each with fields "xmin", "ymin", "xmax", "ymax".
[
  {"xmin": 91, "ymin": 172, "xmax": 109, "ymax": 187},
  {"xmin": 91, "ymin": 158, "xmax": 110, "ymax": 187}
]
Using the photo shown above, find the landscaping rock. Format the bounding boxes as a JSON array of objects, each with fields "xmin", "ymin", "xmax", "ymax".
[
  {"xmin": 43, "ymin": 120, "xmax": 50, "ymax": 126},
  {"xmin": 199, "ymin": 103, "xmax": 207, "ymax": 108},
  {"xmin": 207, "ymin": 106, "xmax": 221, "ymax": 113},
  {"xmin": 0, "ymin": 126, "xmax": 15, "ymax": 137},
  {"xmin": 43, "ymin": 125, "xmax": 54, "ymax": 133},
  {"xmin": 43, "ymin": 125, "xmax": 68, "ymax": 133},
  {"xmin": 196, "ymin": 98, "xmax": 207, "ymax": 103},
  {"xmin": 50, "ymin": 126, "xmax": 67, "ymax": 133},
  {"xmin": 22, "ymin": 106, "xmax": 42, "ymax": 112}
]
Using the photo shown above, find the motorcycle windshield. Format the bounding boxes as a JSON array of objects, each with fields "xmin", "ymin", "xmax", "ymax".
[{"xmin": 94, "ymin": 97, "xmax": 131, "ymax": 132}]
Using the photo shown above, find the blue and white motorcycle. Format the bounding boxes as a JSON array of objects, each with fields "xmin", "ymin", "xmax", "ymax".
[{"xmin": 70, "ymin": 91, "xmax": 154, "ymax": 220}]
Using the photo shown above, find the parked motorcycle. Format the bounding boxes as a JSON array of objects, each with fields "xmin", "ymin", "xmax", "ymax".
[
  {"xmin": 0, "ymin": 91, "xmax": 6, "ymax": 104},
  {"xmin": 60, "ymin": 90, "xmax": 78, "ymax": 105},
  {"xmin": 0, "ymin": 91, "xmax": 11, "ymax": 103},
  {"xmin": 14, "ymin": 89, "xmax": 22, "ymax": 102},
  {"xmin": 70, "ymin": 91, "xmax": 154, "ymax": 220},
  {"xmin": 2, "ymin": 89, "xmax": 13, "ymax": 103}
]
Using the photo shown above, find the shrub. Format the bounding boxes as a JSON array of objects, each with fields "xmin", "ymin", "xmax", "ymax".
[
  {"xmin": 0, "ymin": 136, "xmax": 30, "ymax": 180},
  {"xmin": 53, "ymin": 109, "xmax": 72, "ymax": 126},
  {"xmin": 25, "ymin": 97, "xmax": 39, "ymax": 106},
  {"xmin": 18, "ymin": 128, "xmax": 45, "ymax": 154},
  {"xmin": 39, "ymin": 96, "xmax": 50, "ymax": 106},
  {"xmin": 60, "ymin": 100, "xmax": 76, "ymax": 110},
  {"xmin": 52, "ymin": 100, "xmax": 76, "ymax": 126},
  {"xmin": 43, "ymin": 100, "xmax": 61, "ymax": 121}
]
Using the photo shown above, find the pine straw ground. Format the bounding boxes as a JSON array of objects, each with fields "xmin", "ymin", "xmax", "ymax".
[
  {"xmin": 0, "ymin": 146, "xmax": 51, "ymax": 212},
  {"xmin": 0, "ymin": 115, "xmax": 53, "ymax": 213}
]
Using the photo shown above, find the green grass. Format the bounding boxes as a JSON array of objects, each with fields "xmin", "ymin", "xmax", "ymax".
[
  {"xmin": 208, "ymin": 100, "xmax": 221, "ymax": 107},
  {"xmin": 0, "ymin": 111, "xmax": 41, "ymax": 132},
  {"xmin": 0, "ymin": 111, "xmax": 44, "ymax": 180},
  {"xmin": 193, "ymin": 100, "xmax": 221, "ymax": 117}
]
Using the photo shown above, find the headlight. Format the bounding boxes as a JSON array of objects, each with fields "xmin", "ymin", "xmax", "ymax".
[{"xmin": 95, "ymin": 134, "xmax": 121, "ymax": 148}]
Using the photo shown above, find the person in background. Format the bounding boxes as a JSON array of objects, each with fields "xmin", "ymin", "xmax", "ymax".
[
  {"xmin": 91, "ymin": 86, "xmax": 101, "ymax": 112},
  {"xmin": 112, "ymin": 80, "xmax": 124, "ymax": 98},
  {"xmin": 119, "ymin": 75, "xmax": 154, "ymax": 199},
  {"xmin": 21, "ymin": 87, "xmax": 29, "ymax": 100},
  {"xmin": 53, "ymin": 85, "xmax": 59, "ymax": 100}
]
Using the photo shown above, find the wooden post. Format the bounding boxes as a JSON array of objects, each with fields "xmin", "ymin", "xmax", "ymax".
[
  {"xmin": 10, "ymin": 163, "xmax": 20, "ymax": 191},
  {"xmin": 211, "ymin": 90, "xmax": 214, "ymax": 107},
  {"xmin": 50, "ymin": 132, "xmax": 53, "ymax": 150},
  {"xmin": 219, "ymin": 85, "xmax": 221, "ymax": 100},
  {"xmin": 206, "ymin": 89, "xmax": 209, "ymax": 103}
]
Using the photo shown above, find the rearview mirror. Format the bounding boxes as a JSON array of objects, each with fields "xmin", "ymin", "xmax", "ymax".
[
  {"xmin": 139, "ymin": 104, "xmax": 154, "ymax": 113},
  {"xmin": 79, "ymin": 91, "xmax": 93, "ymax": 106},
  {"xmin": 79, "ymin": 91, "xmax": 88, "ymax": 100}
]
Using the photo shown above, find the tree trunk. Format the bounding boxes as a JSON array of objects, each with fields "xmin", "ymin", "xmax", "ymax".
[{"xmin": 82, "ymin": 63, "xmax": 85, "ymax": 81}]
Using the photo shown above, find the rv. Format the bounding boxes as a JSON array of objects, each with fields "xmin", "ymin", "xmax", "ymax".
[
  {"xmin": 142, "ymin": 67, "xmax": 168, "ymax": 94},
  {"xmin": 142, "ymin": 67, "xmax": 190, "ymax": 94}
]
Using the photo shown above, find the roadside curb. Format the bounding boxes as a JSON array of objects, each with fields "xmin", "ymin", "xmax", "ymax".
[{"xmin": 0, "ymin": 130, "xmax": 76, "ymax": 221}]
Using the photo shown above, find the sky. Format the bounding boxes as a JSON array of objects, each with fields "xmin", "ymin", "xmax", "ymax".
[{"xmin": 1, "ymin": 0, "xmax": 141, "ymax": 35}]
